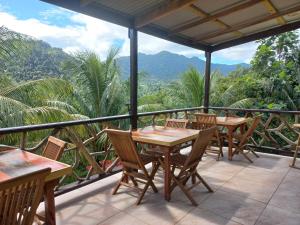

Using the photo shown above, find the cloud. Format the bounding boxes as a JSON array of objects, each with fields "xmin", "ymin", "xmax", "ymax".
[
  {"xmin": 213, "ymin": 42, "xmax": 259, "ymax": 64},
  {"xmin": 0, "ymin": 6, "xmax": 258, "ymax": 63}
]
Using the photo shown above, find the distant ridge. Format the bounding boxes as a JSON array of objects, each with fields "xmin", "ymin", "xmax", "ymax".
[{"xmin": 117, "ymin": 51, "xmax": 249, "ymax": 80}]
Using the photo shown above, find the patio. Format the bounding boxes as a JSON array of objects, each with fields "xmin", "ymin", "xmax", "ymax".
[{"xmin": 36, "ymin": 150, "xmax": 300, "ymax": 225}]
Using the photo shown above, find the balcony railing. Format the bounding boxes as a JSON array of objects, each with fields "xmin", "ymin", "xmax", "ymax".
[{"xmin": 0, "ymin": 106, "xmax": 299, "ymax": 195}]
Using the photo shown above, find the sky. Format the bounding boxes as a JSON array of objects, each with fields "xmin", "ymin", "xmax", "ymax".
[{"xmin": 0, "ymin": 0, "xmax": 259, "ymax": 64}]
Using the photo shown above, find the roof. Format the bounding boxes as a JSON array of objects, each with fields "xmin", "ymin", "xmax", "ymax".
[{"xmin": 41, "ymin": 0, "xmax": 300, "ymax": 52}]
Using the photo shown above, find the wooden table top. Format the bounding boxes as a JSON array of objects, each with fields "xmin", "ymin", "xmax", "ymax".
[
  {"xmin": 0, "ymin": 149, "xmax": 72, "ymax": 182},
  {"xmin": 191, "ymin": 115, "xmax": 248, "ymax": 127},
  {"xmin": 293, "ymin": 124, "xmax": 300, "ymax": 128},
  {"xmin": 132, "ymin": 126, "xmax": 199, "ymax": 147},
  {"xmin": 216, "ymin": 116, "xmax": 248, "ymax": 126}
]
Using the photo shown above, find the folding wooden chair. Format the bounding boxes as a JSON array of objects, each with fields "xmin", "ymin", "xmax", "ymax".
[
  {"xmin": 0, "ymin": 168, "xmax": 50, "ymax": 225},
  {"xmin": 230, "ymin": 116, "xmax": 261, "ymax": 163},
  {"xmin": 42, "ymin": 136, "xmax": 67, "ymax": 161},
  {"xmin": 194, "ymin": 113, "xmax": 224, "ymax": 160},
  {"xmin": 163, "ymin": 127, "xmax": 216, "ymax": 206},
  {"xmin": 165, "ymin": 118, "xmax": 189, "ymax": 129},
  {"xmin": 106, "ymin": 129, "xmax": 160, "ymax": 205},
  {"xmin": 290, "ymin": 134, "xmax": 300, "ymax": 168}
]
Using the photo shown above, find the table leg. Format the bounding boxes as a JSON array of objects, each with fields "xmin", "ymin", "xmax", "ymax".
[
  {"xmin": 44, "ymin": 179, "xmax": 59, "ymax": 225},
  {"xmin": 163, "ymin": 147, "xmax": 171, "ymax": 201},
  {"xmin": 227, "ymin": 127, "xmax": 234, "ymax": 161}
]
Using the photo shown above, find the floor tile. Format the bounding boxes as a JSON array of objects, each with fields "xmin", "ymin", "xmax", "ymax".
[
  {"xmin": 200, "ymin": 190, "xmax": 266, "ymax": 225},
  {"xmin": 177, "ymin": 207, "xmax": 242, "ymax": 225},
  {"xmin": 99, "ymin": 212, "xmax": 149, "ymax": 225},
  {"xmin": 255, "ymin": 205, "xmax": 300, "ymax": 225}
]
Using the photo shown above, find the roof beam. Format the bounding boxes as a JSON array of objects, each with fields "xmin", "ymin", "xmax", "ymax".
[
  {"xmin": 80, "ymin": 0, "xmax": 94, "ymax": 7},
  {"xmin": 212, "ymin": 19, "xmax": 300, "ymax": 51},
  {"xmin": 262, "ymin": 0, "xmax": 286, "ymax": 25},
  {"xmin": 194, "ymin": 4, "xmax": 300, "ymax": 42},
  {"xmin": 188, "ymin": 5, "xmax": 243, "ymax": 37},
  {"xmin": 135, "ymin": 0, "xmax": 196, "ymax": 28},
  {"xmin": 41, "ymin": 0, "xmax": 134, "ymax": 28},
  {"xmin": 170, "ymin": 0, "xmax": 263, "ymax": 34}
]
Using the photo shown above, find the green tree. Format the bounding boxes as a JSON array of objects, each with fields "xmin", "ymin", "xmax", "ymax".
[
  {"xmin": 63, "ymin": 48, "xmax": 125, "ymax": 118},
  {"xmin": 251, "ymin": 31, "xmax": 300, "ymax": 110}
]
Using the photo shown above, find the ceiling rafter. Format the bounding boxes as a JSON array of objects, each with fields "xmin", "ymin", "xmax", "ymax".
[
  {"xmin": 188, "ymin": 4, "xmax": 243, "ymax": 38},
  {"xmin": 134, "ymin": 0, "xmax": 196, "ymax": 28},
  {"xmin": 194, "ymin": 4, "xmax": 300, "ymax": 42},
  {"xmin": 170, "ymin": 0, "xmax": 263, "ymax": 34},
  {"xmin": 262, "ymin": 0, "xmax": 286, "ymax": 25}
]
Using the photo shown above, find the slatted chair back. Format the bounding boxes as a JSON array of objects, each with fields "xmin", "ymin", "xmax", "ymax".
[
  {"xmin": 183, "ymin": 127, "xmax": 217, "ymax": 170},
  {"xmin": 105, "ymin": 129, "xmax": 145, "ymax": 170},
  {"xmin": 165, "ymin": 118, "xmax": 189, "ymax": 129},
  {"xmin": 195, "ymin": 113, "xmax": 217, "ymax": 130},
  {"xmin": 42, "ymin": 136, "xmax": 66, "ymax": 161},
  {"xmin": 0, "ymin": 168, "xmax": 50, "ymax": 225},
  {"xmin": 239, "ymin": 116, "xmax": 261, "ymax": 147}
]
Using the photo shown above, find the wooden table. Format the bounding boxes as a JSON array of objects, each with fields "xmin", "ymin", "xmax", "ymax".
[
  {"xmin": 132, "ymin": 126, "xmax": 199, "ymax": 201},
  {"xmin": 293, "ymin": 124, "xmax": 300, "ymax": 129},
  {"xmin": 216, "ymin": 117, "xmax": 249, "ymax": 160},
  {"xmin": 0, "ymin": 149, "xmax": 72, "ymax": 225},
  {"xmin": 192, "ymin": 115, "xmax": 248, "ymax": 160}
]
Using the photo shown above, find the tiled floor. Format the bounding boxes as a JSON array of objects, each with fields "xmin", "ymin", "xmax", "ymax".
[{"xmin": 37, "ymin": 151, "xmax": 300, "ymax": 225}]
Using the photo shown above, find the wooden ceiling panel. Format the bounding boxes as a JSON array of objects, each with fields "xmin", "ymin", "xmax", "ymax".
[
  {"xmin": 205, "ymin": 32, "xmax": 238, "ymax": 44},
  {"xmin": 238, "ymin": 19, "xmax": 279, "ymax": 34},
  {"xmin": 180, "ymin": 21, "xmax": 220, "ymax": 37},
  {"xmin": 219, "ymin": 3, "xmax": 268, "ymax": 26},
  {"xmin": 271, "ymin": 0, "xmax": 300, "ymax": 11},
  {"xmin": 193, "ymin": 0, "xmax": 242, "ymax": 14},
  {"xmin": 154, "ymin": 7, "xmax": 199, "ymax": 28}
]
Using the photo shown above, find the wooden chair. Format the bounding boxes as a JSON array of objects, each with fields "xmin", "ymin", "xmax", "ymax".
[
  {"xmin": 42, "ymin": 136, "xmax": 66, "ymax": 161},
  {"xmin": 105, "ymin": 129, "xmax": 160, "ymax": 205},
  {"xmin": 194, "ymin": 113, "xmax": 224, "ymax": 160},
  {"xmin": 229, "ymin": 116, "xmax": 261, "ymax": 163},
  {"xmin": 290, "ymin": 134, "xmax": 300, "ymax": 168},
  {"xmin": 162, "ymin": 127, "xmax": 216, "ymax": 206},
  {"xmin": 165, "ymin": 118, "xmax": 189, "ymax": 129},
  {"xmin": 0, "ymin": 168, "xmax": 50, "ymax": 225},
  {"xmin": 145, "ymin": 118, "xmax": 190, "ymax": 156}
]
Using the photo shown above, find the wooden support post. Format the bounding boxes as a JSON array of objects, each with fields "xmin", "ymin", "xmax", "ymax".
[
  {"xmin": 129, "ymin": 28, "xmax": 138, "ymax": 130},
  {"xmin": 203, "ymin": 51, "xmax": 211, "ymax": 113},
  {"xmin": 20, "ymin": 131, "xmax": 27, "ymax": 150}
]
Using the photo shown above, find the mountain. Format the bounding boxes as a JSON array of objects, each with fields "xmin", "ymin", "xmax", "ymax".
[
  {"xmin": 117, "ymin": 51, "xmax": 249, "ymax": 80},
  {"xmin": 1, "ymin": 28, "xmax": 248, "ymax": 82},
  {"xmin": 0, "ymin": 30, "xmax": 72, "ymax": 82}
]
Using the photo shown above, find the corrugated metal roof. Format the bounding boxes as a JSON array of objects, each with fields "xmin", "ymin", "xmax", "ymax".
[{"xmin": 41, "ymin": 0, "xmax": 300, "ymax": 51}]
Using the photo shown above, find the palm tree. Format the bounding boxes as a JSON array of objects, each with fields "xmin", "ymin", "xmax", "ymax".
[
  {"xmin": 170, "ymin": 67, "xmax": 254, "ymax": 108},
  {"xmin": 63, "ymin": 48, "xmax": 125, "ymax": 118}
]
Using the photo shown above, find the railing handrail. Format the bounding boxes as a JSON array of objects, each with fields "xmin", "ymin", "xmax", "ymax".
[
  {"xmin": 0, "ymin": 106, "xmax": 205, "ymax": 135},
  {"xmin": 208, "ymin": 106, "xmax": 300, "ymax": 115},
  {"xmin": 0, "ymin": 106, "xmax": 299, "ymax": 135}
]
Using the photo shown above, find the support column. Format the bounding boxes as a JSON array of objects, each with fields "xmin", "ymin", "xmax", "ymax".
[
  {"xmin": 203, "ymin": 51, "xmax": 211, "ymax": 113},
  {"xmin": 129, "ymin": 28, "xmax": 138, "ymax": 130}
]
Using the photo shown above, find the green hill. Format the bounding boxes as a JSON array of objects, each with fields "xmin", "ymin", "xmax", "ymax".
[{"xmin": 0, "ymin": 29, "xmax": 249, "ymax": 82}]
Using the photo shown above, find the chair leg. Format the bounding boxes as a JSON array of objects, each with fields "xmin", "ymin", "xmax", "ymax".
[
  {"xmin": 290, "ymin": 147, "xmax": 299, "ymax": 167},
  {"xmin": 130, "ymin": 176, "xmax": 138, "ymax": 187},
  {"xmin": 112, "ymin": 173, "xmax": 125, "ymax": 195},
  {"xmin": 250, "ymin": 149, "xmax": 259, "ymax": 158},
  {"xmin": 239, "ymin": 148, "xmax": 253, "ymax": 163},
  {"xmin": 172, "ymin": 175, "xmax": 198, "ymax": 206},
  {"xmin": 136, "ymin": 182, "xmax": 150, "ymax": 205},
  {"xmin": 195, "ymin": 173, "xmax": 213, "ymax": 192},
  {"xmin": 148, "ymin": 163, "xmax": 159, "ymax": 193}
]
